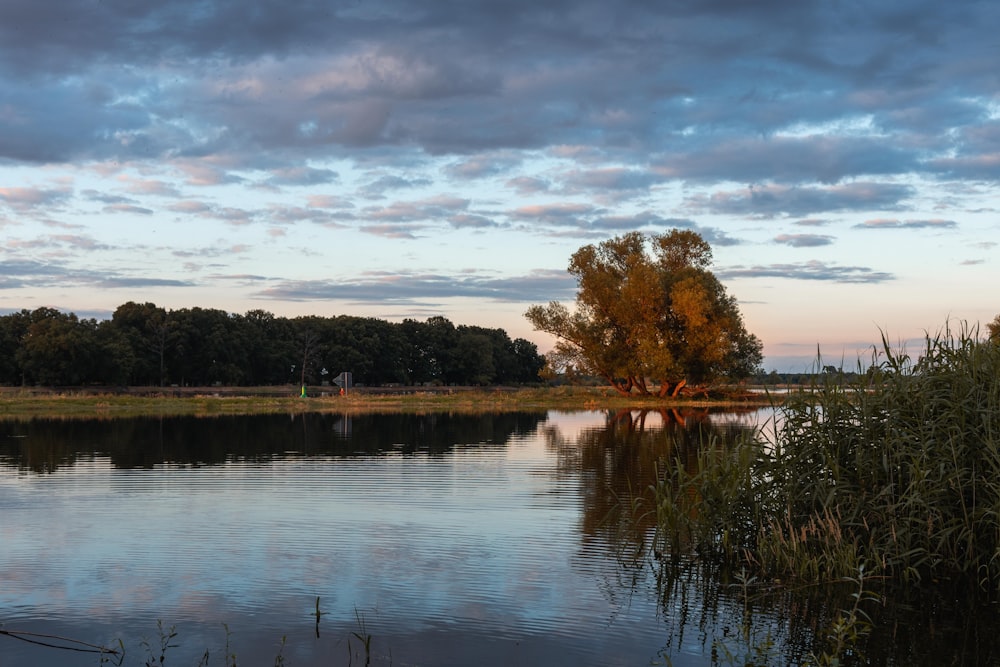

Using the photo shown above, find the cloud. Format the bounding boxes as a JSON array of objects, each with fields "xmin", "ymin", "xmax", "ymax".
[
  {"xmin": 305, "ymin": 194, "xmax": 354, "ymax": 210},
  {"xmin": 211, "ymin": 207, "xmax": 256, "ymax": 225},
  {"xmin": 359, "ymin": 175, "xmax": 434, "ymax": 199},
  {"xmin": 166, "ymin": 200, "xmax": 256, "ymax": 225},
  {"xmin": 0, "ymin": 0, "xmax": 996, "ymax": 171},
  {"xmin": 505, "ymin": 176, "xmax": 550, "ymax": 195},
  {"xmin": 718, "ymin": 260, "xmax": 894, "ymax": 283},
  {"xmin": 686, "ymin": 182, "xmax": 914, "ymax": 217},
  {"xmin": 589, "ymin": 211, "xmax": 672, "ymax": 232},
  {"xmin": 175, "ymin": 162, "xmax": 244, "ymax": 187},
  {"xmin": 120, "ymin": 178, "xmax": 182, "ymax": 198},
  {"xmin": 5, "ymin": 234, "xmax": 113, "ymax": 251},
  {"xmin": 561, "ymin": 167, "xmax": 660, "ymax": 192},
  {"xmin": 449, "ymin": 213, "xmax": 500, "ymax": 229},
  {"xmin": 656, "ymin": 135, "xmax": 917, "ymax": 185},
  {"xmin": 853, "ymin": 218, "xmax": 958, "ymax": 230},
  {"xmin": 103, "ymin": 204, "xmax": 155, "ymax": 216},
  {"xmin": 168, "ymin": 201, "xmax": 213, "ymax": 215},
  {"xmin": 445, "ymin": 153, "xmax": 522, "ymax": 180},
  {"xmin": 0, "ymin": 258, "xmax": 194, "ymax": 289},
  {"xmin": 0, "ymin": 186, "xmax": 73, "ymax": 211},
  {"xmin": 172, "ymin": 243, "xmax": 252, "ymax": 259},
  {"xmin": 255, "ymin": 268, "xmax": 576, "ymax": 304},
  {"xmin": 774, "ymin": 233, "xmax": 835, "ymax": 247},
  {"xmin": 263, "ymin": 166, "xmax": 339, "ymax": 187},
  {"xmin": 360, "ymin": 223, "xmax": 426, "ymax": 239},
  {"xmin": 510, "ymin": 203, "xmax": 600, "ymax": 226},
  {"xmin": 363, "ymin": 195, "xmax": 470, "ymax": 223},
  {"xmin": 95, "ymin": 277, "xmax": 195, "ymax": 288},
  {"xmin": 82, "ymin": 190, "xmax": 138, "ymax": 205},
  {"xmin": 264, "ymin": 204, "xmax": 349, "ymax": 226}
]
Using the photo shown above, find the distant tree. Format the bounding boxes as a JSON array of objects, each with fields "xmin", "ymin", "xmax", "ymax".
[
  {"xmin": 509, "ymin": 337, "xmax": 545, "ymax": 383},
  {"xmin": 0, "ymin": 310, "xmax": 32, "ymax": 385},
  {"xmin": 322, "ymin": 316, "xmax": 409, "ymax": 386},
  {"xmin": 526, "ymin": 229, "xmax": 763, "ymax": 396},
  {"xmin": 112, "ymin": 301, "xmax": 174, "ymax": 385},
  {"xmin": 290, "ymin": 317, "xmax": 325, "ymax": 387},
  {"xmin": 454, "ymin": 325, "xmax": 545, "ymax": 385},
  {"xmin": 168, "ymin": 307, "xmax": 248, "ymax": 386},
  {"xmin": 237, "ymin": 309, "xmax": 296, "ymax": 385},
  {"xmin": 400, "ymin": 316, "xmax": 459, "ymax": 385},
  {"xmin": 454, "ymin": 328, "xmax": 496, "ymax": 385},
  {"xmin": 93, "ymin": 320, "xmax": 135, "ymax": 385},
  {"xmin": 16, "ymin": 308, "xmax": 99, "ymax": 385}
]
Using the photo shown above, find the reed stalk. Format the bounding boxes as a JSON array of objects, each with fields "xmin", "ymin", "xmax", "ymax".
[{"xmin": 649, "ymin": 323, "xmax": 1000, "ymax": 595}]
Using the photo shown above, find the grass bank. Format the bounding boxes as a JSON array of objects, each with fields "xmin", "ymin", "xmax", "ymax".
[
  {"xmin": 646, "ymin": 324, "xmax": 1000, "ymax": 596},
  {"xmin": 0, "ymin": 384, "xmax": 772, "ymax": 420}
]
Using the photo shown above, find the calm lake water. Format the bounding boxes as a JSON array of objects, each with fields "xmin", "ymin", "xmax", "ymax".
[{"xmin": 2, "ymin": 408, "xmax": 999, "ymax": 666}]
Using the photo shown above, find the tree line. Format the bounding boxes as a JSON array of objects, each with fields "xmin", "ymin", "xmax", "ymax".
[{"xmin": 0, "ymin": 303, "xmax": 545, "ymax": 388}]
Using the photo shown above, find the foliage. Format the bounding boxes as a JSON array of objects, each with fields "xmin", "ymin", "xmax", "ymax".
[
  {"xmin": 646, "ymin": 323, "xmax": 1000, "ymax": 597},
  {"xmin": 525, "ymin": 229, "xmax": 762, "ymax": 396},
  {"xmin": 988, "ymin": 312, "xmax": 1000, "ymax": 342},
  {"xmin": 0, "ymin": 304, "xmax": 545, "ymax": 388}
]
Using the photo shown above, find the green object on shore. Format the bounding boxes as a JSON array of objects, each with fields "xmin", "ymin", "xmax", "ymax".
[{"xmin": 300, "ymin": 385, "xmax": 307, "ymax": 398}]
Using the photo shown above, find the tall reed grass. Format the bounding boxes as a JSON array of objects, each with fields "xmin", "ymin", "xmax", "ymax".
[{"xmin": 647, "ymin": 324, "xmax": 1000, "ymax": 595}]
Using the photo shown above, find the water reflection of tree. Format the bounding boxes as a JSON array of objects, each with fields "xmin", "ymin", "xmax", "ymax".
[
  {"xmin": 543, "ymin": 407, "xmax": 759, "ymax": 552},
  {"xmin": 542, "ymin": 407, "xmax": 1000, "ymax": 666},
  {"xmin": 0, "ymin": 412, "xmax": 549, "ymax": 472},
  {"xmin": 543, "ymin": 408, "xmax": 827, "ymax": 664}
]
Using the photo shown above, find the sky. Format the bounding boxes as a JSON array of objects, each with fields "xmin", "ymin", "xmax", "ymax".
[{"xmin": 0, "ymin": 0, "xmax": 998, "ymax": 372}]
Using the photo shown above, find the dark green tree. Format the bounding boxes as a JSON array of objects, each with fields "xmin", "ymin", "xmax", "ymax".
[
  {"xmin": 111, "ymin": 301, "xmax": 174, "ymax": 385},
  {"xmin": 16, "ymin": 308, "xmax": 99, "ymax": 386},
  {"xmin": 93, "ymin": 320, "xmax": 135, "ymax": 385},
  {"xmin": 400, "ymin": 316, "xmax": 459, "ymax": 385},
  {"xmin": 454, "ymin": 328, "xmax": 496, "ymax": 385},
  {"xmin": 509, "ymin": 337, "xmax": 545, "ymax": 383},
  {"xmin": 0, "ymin": 310, "xmax": 32, "ymax": 385},
  {"xmin": 237, "ymin": 309, "xmax": 296, "ymax": 385},
  {"xmin": 168, "ymin": 307, "xmax": 248, "ymax": 386}
]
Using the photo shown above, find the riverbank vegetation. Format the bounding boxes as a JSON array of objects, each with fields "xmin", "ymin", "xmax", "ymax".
[{"xmin": 645, "ymin": 324, "xmax": 1000, "ymax": 598}]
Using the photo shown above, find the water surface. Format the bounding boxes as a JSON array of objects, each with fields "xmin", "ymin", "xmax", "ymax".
[
  {"xmin": 3, "ymin": 408, "xmax": 997, "ymax": 666},
  {"xmin": 0, "ymin": 410, "xmax": 731, "ymax": 666}
]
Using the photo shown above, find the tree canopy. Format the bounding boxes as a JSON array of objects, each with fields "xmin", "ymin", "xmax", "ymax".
[{"xmin": 525, "ymin": 229, "xmax": 763, "ymax": 396}]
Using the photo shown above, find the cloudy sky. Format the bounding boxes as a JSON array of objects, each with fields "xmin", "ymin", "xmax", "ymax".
[{"xmin": 1, "ymin": 0, "xmax": 998, "ymax": 371}]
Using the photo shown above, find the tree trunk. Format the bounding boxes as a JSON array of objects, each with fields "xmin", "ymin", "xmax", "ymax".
[
  {"xmin": 657, "ymin": 378, "xmax": 683, "ymax": 397},
  {"xmin": 632, "ymin": 375, "xmax": 650, "ymax": 395},
  {"xmin": 603, "ymin": 373, "xmax": 633, "ymax": 396}
]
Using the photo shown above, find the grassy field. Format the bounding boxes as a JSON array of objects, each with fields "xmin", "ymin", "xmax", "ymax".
[{"xmin": 0, "ymin": 384, "xmax": 775, "ymax": 419}]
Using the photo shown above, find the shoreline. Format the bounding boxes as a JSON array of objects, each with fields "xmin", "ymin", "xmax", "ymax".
[{"xmin": 0, "ymin": 385, "xmax": 781, "ymax": 420}]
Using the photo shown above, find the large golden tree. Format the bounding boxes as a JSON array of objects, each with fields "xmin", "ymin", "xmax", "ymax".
[{"xmin": 526, "ymin": 229, "xmax": 763, "ymax": 396}]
